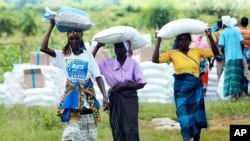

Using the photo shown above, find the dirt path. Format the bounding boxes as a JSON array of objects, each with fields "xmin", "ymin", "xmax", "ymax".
[
  {"xmin": 152, "ymin": 115, "xmax": 250, "ymax": 130},
  {"xmin": 209, "ymin": 115, "xmax": 250, "ymax": 129}
]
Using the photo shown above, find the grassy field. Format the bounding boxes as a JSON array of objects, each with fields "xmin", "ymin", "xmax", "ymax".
[{"xmin": 0, "ymin": 96, "xmax": 250, "ymax": 141}]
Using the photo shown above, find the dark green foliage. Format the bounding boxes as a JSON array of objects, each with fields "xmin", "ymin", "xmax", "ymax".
[
  {"xmin": 138, "ymin": 1, "xmax": 177, "ymax": 29},
  {"xmin": 0, "ymin": 8, "xmax": 38, "ymax": 36},
  {"xmin": 0, "ymin": 44, "xmax": 22, "ymax": 82},
  {"xmin": 126, "ymin": 5, "xmax": 140, "ymax": 13},
  {"xmin": 0, "ymin": 12, "xmax": 17, "ymax": 36},
  {"xmin": 183, "ymin": 0, "xmax": 244, "ymax": 22},
  {"xmin": 19, "ymin": 12, "xmax": 37, "ymax": 36}
]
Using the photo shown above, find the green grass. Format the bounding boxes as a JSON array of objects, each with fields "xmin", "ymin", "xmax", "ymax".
[{"xmin": 0, "ymin": 97, "xmax": 250, "ymax": 141}]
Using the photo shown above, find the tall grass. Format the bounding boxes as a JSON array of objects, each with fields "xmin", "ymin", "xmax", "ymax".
[{"xmin": 0, "ymin": 97, "xmax": 250, "ymax": 141}]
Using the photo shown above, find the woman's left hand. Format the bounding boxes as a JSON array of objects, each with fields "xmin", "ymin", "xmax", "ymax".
[
  {"xmin": 112, "ymin": 82, "xmax": 124, "ymax": 92},
  {"xmin": 205, "ymin": 27, "xmax": 212, "ymax": 36},
  {"xmin": 96, "ymin": 42, "xmax": 105, "ymax": 48}
]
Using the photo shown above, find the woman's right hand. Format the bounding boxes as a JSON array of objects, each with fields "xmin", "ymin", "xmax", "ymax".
[
  {"xmin": 205, "ymin": 27, "xmax": 212, "ymax": 36},
  {"xmin": 157, "ymin": 36, "xmax": 162, "ymax": 43},
  {"xmin": 50, "ymin": 16, "xmax": 56, "ymax": 26},
  {"xmin": 96, "ymin": 42, "xmax": 105, "ymax": 48},
  {"xmin": 154, "ymin": 31, "xmax": 159, "ymax": 38},
  {"xmin": 155, "ymin": 31, "xmax": 162, "ymax": 44}
]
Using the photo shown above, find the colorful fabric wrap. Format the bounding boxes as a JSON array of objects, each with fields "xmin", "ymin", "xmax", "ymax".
[
  {"xmin": 173, "ymin": 73, "xmax": 208, "ymax": 139},
  {"xmin": 58, "ymin": 79, "xmax": 101, "ymax": 122},
  {"xmin": 223, "ymin": 59, "xmax": 244, "ymax": 97},
  {"xmin": 67, "ymin": 31, "xmax": 83, "ymax": 38},
  {"xmin": 199, "ymin": 58, "xmax": 208, "ymax": 74}
]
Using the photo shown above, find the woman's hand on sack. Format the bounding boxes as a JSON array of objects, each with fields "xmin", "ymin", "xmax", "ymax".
[
  {"xmin": 50, "ymin": 16, "xmax": 56, "ymax": 27},
  {"xmin": 154, "ymin": 31, "xmax": 162, "ymax": 45},
  {"xmin": 205, "ymin": 27, "xmax": 212, "ymax": 36},
  {"xmin": 154, "ymin": 31, "xmax": 159, "ymax": 39},
  {"xmin": 96, "ymin": 42, "xmax": 105, "ymax": 49}
]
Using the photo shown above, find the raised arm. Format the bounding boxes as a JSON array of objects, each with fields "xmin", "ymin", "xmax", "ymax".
[
  {"xmin": 205, "ymin": 28, "xmax": 219, "ymax": 56},
  {"xmin": 152, "ymin": 37, "xmax": 162, "ymax": 63},
  {"xmin": 40, "ymin": 18, "xmax": 56, "ymax": 57},
  {"xmin": 92, "ymin": 42, "xmax": 105, "ymax": 57}
]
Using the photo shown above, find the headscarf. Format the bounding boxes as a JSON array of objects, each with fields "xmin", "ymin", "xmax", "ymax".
[
  {"xmin": 67, "ymin": 31, "xmax": 85, "ymax": 49},
  {"xmin": 63, "ymin": 31, "xmax": 84, "ymax": 55},
  {"xmin": 222, "ymin": 15, "xmax": 232, "ymax": 27},
  {"xmin": 123, "ymin": 40, "xmax": 133, "ymax": 56},
  {"xmin": 231, "ymin": 17, "xmax": 237, "ymax": 26},
  {"xmin": 67, "ymin": 31, "xmax": 83, "ymax": 38}
]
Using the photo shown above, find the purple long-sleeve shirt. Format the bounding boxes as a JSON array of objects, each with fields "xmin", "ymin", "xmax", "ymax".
[{"xmin": 98, "ymin": 57, "xmax": 147, "ymax": 88}]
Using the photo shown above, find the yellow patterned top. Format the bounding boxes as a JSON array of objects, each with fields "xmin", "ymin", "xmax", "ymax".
[{"xmin": 159, "ymin": 48, "xmax": 214, "ymax": 77}]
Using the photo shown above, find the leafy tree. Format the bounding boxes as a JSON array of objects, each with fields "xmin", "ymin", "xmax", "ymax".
[
  {"xmin": 138, "ymin": 1, "xmax": 177, "ymax": 29},
  {"xmin": 19, "ymin": 11, "xmax": 37, "ymax": 36},
  {"xmin": 177, "ymin": 0, "xmax": 248, "ymax": 24},
  {"xmin": 0, "ymin": 11, "xmax": 17, "ymax": 36},
  {"xmin": 0, "ymin": 44, "xmax": 22, "ymax": 83}
]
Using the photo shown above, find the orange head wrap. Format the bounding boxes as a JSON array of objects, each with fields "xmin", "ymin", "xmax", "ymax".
[{"xmin": 67, "ymin": 31, "xmax": 83, "ymax": 38}]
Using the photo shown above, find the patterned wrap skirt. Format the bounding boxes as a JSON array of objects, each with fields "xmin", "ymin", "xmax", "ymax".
[
  {"xmin": 173, "ymin": 73, "xmax": 208, "ymax": 140},
  {"xmin": 223, "ymin": 59, "xmax": 244, "ymax": 97}
]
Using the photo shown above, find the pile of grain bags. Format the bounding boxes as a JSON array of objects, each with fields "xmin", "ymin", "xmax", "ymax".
[
  {"xmin": 0, "ymin": 84, "xmax": 11, "ymax": 105},
  {"xmin": 138, "ymin": 61, "xmax": 175, "ymax": 103},
  {"xmin": 206, "ymin": 67, "xmax": 221, "ymax": 101},
  {"xmin": 0, "ymin": 63, "xmax": 66, "ymax": 107}
]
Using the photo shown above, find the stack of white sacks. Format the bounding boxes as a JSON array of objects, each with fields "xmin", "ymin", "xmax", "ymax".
[
  {"xmin": 0, "ymin": 63, "xmax": 66, "ymax": 106},
  {"xmin": 0, "ymin": 60, "xmax": 230, "ymax": 107},
  {"xmin": 0, "ymin": 83, "xmax": 9, "ymax": 105},
  {"xmin": 137, "ymin": 61, "xmax": 175, "ymax": 103}
]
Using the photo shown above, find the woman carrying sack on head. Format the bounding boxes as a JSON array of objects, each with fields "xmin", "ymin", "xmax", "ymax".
[
  {"xmin": 92, "ymin": 41, "xmax": 147, "ymax": 141},
  {"xmin": 40, "ymin": 17, "xmax": 108, "ymax": 141},
  {"xmin": 152, "ymin": 28, "xmax": 219, "ymax": 141}
]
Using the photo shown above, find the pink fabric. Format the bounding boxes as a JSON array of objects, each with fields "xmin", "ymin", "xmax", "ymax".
[{"xmin": 190, "ymin": 35, "xmax": 209, "ymax": 49}]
